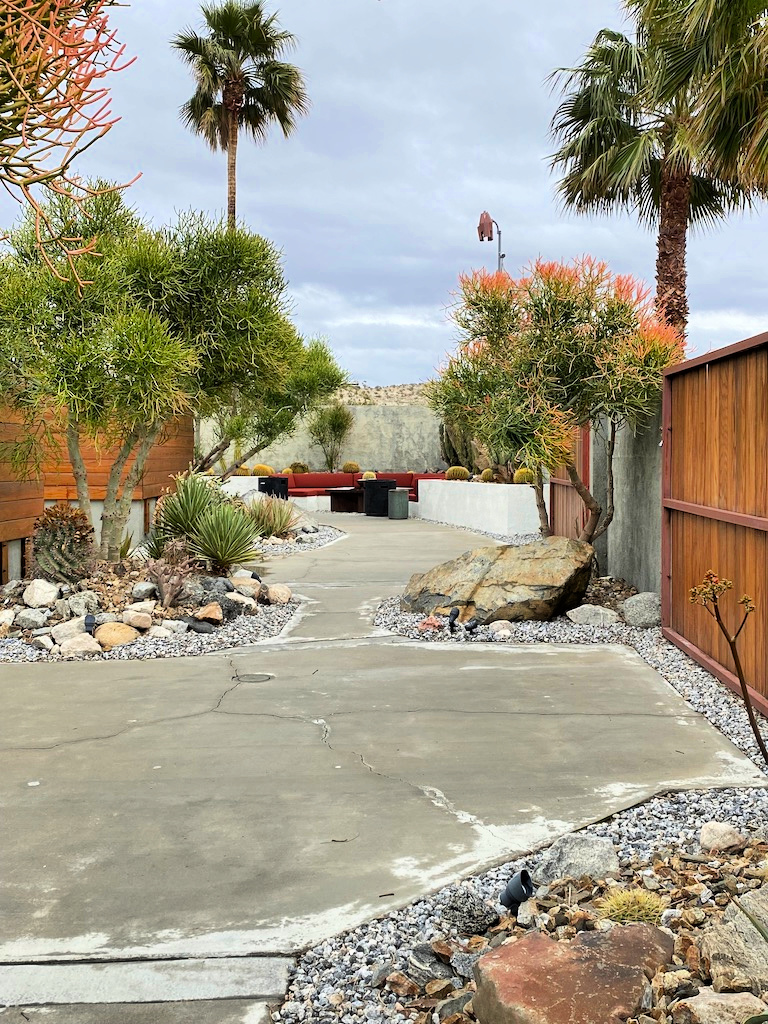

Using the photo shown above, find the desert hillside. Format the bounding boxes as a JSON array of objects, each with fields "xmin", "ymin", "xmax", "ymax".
[{"xmin": 338, "ymin": 383, "xmax": 429, "ymax": 406}]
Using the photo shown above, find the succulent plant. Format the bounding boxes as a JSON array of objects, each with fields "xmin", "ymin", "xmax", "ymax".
[
  {"xmin": 146, "ymin": 540, "xmax": 196, "ymax": 609},
  {"xmin": 281, "ymin": 467, "xmax": 292, "ymax": 475},
  {"xmin": 361, "ymin": 470, "xmax": 376, "ymax": 480},
  {"xmin": 513, "ymin": 467, "xmax": 536, "ymax": 484},
  {"xmin": 289, "ymin": 461, "xmax": 309, "ymax": 474},
  {"xmin": 251, "ymin": 464, "xmax": 275, "ymax": 476},
  {"xmin": 446, "ymin": 466, "xmax": 471, "ymax": 481},
  {"xmin": 480, "ymin": 468, "xmax": 495, "ymax": 482},
  {"xmin": 596, "ymin": 888, "xmax": 666, "ymax": 924},
  {"xmin": 33, "ymin": 503, "xmax": 95, "ymax": 583},
  {"xmin": 342, "ymin": 461, "xmax": 360, "ymax": 473}
]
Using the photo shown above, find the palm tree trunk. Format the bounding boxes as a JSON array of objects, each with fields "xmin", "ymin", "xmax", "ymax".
[
  {"xmin": 227, "ymin": 108, "xmax": 239, "ymax": 230},
  {"xmin": 656, "ymin": 163, "xmax": 691, "ymax": 339}
]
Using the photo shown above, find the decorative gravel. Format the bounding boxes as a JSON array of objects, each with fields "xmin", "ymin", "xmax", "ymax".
[{"xmin": 256, "ymin": 525, "xmax": 345, "ymax": 558}]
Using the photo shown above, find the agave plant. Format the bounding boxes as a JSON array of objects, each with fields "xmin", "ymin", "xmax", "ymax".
[
  {"xmin": 189, "ymin": 503, "xmax": 260, "ymax": 574},
  {"xmin": 154, "ymin": 473, "xmax": 225, "ymax": 541}
]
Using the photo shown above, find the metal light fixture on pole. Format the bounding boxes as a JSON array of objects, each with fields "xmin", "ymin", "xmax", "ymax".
[{"xmin": 477, "ymin": 211, "xmax": 505, "ymax": 272}]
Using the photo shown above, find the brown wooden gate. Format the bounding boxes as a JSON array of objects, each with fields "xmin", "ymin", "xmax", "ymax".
[
  {"xmin": 662, "ymin": 332, "xmax": 768, "ymax": 716},
  {"xmin": 550, "ymin": 426, "xmax": 590, "ymax": 539}
]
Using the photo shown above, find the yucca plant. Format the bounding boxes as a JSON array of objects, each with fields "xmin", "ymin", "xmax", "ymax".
[
  {"xmin": 190, "ymin": 503, "xmax": 260, "ymax": 574},
  {"xmin": 155, "ymin": 473, "xmax": 223, "ymax": 540},
  {"xmin": 248, "ymin": 496, "xmax": 301, "ymax": 538}
]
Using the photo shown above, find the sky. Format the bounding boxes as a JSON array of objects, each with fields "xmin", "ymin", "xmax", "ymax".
[{"xmin": 4, "ymin": 0, "xmax": 768, "ymax": 385}]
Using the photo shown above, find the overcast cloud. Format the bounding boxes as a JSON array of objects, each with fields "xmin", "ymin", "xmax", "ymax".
[{"xmin": 3, "ymin": 0, "xmax": 767, "ymax": 384}]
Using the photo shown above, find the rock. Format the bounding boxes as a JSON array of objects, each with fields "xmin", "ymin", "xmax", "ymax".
[
  {"xmin": 16, "ymin": 608, "xmax": 51, "ymax": 630},
  {"xmin": 442, "ymin": 887, "xmax": 499, "ymax": 935},
  {"xmin": 147, "ymin": 625, "xmax": 172, "ymax": 639},
  {"xmin": 474, "ymin": 924, "xmax": 674, "ymax": 1024},
  {"xmin": 267, "ymin": 584, "xmax": 292, "ymax": 605},
  {"xmin": 1, "ymin": 579, "xmax": 24, "ymax": 599},
  {"xmin": 122, "ymin": 610, "xmax": 152, "ymax": 630},
  {"xmin": 621, "ymin": 592, "xmax": 661, "ymax": 628},
  {"xmin": 161, "ymin": 619, "xmax": 188, "ymax": 634},
  {"xmin": 385, "ymin": 971, "xmax": 419, "ymax": 998},
  {"xmin": 437, "ymin": 992, "xmax": 473, "ymax": 1020},
  {"xmin": 426, "ymin": 979, "xmax": 456, "ymax": 1000},
  {"xmin": 132, "ymin": 581, "xmax": 158, "ymax": 600},
  {"xmin": 31, "ymin": 635, "xmax": 55, "ymax": 652},
  {"xmin": 94, "ymin": 612, "xmax": 120, "ymax": 626},
  {"xmin": 295, "ymin": 513, "xmax": 319, "ymax": 534},
  {"xmin": 488, "ymin": 620, "xmax": 513, "ymax": 635},
  {"xmin": 516, "ymin": 899, "xmax": 538, "ymax": 928},
  {"xmin": 537, "ymin": 833, "xmax": 620, "ymax": 882},
  {"xmin": 220, "ymin": 592, "xmax": 256, "ymax": 619},
  {"xmin": 401, "ymin": 537, "xmax": 594, "ymax": 623},
  {"xmin": 68, "ymin": 590, "xmax": 100, "ymax": 617},
  {"xmin": 701, "ymin": 884, "xmax": 768, "ymax": 995},
  {"xmin": 0, "ymin": 608, "xmax": 17, "ymax": 627},
  {"xmin": 52, "ymin": 598, "xmax": 71, "ymax": 620},
  {"xmin": 180, "ymin": 579, "xmax": 207, "ymax": 606},
  {"xmin": 95, "ymin": 622, "xmax": 140, "ymax": 650},
  {"xmin": 371, "ymin": 962, "xmax": 395, "ymax": 988},
  {"xmin": 234, "ymin": 580, "xmax": 262, "ymax": 598},
  {"xmin": 23, "ymin": 579, "xmax": 60, "ymax": 608},
  {"xmin": 50, "ymin": 616, "xmax": 85, "ymax": 644},
  {"xmin": 661, "ymin": 909, "xmax": 684, "ymax": 929},
  {"xmin": 125, "ymin": 600, "xmax": 156, "ymax": 615},
  {"xmin": 195, "ymin": 602, "xmax": 224, "ymax": 624},
  {"xmin": 565, "ymin": 604, "xmax": 621, "ymax": 626},
  {"xmin": 186, "ymin": 619, "xmax": 217, "ymax": 634},
  {"xmin": 201, "ymin": 576, "xmax": 235, "ymax": 595},
  {"xmin": 450, "ymin": 951, "xmax": 481, "ymax": 980},
  {"xmin": 60, "ymin": 634, "xmax": 103, "ymax": 657},
  {"xmin": 408, "ymin": 943, "xmax": 455, "ymax": 986},
  {"xmin": 671, "ymin": 988, "xmax": 768, "ymax": 1024},
  {"xmin": 699, "ymin": 821, "xmax": 747, "ymax": 852}
]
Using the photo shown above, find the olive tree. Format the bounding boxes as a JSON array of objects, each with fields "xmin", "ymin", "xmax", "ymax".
[{"xmin": 427, "ymin": 260, "xmax": 685, "ymax": 542}]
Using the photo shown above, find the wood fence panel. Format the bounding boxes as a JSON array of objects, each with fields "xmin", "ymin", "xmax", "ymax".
[
  {"xmin": 662, "ymin": 332, "xmax": 768, "ymax": 716},
  {"xmin": 0, "ymin": 415, "xmax": 44, "ymax": 543},
  {"xmin": 550, "ymin": 427, "xmax": 590, "ymax": 539}
]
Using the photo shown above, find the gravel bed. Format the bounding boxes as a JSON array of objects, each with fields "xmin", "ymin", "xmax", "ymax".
[
  {"xmin": 256, "ymin": 525, "xmax": 345, "ymax": 558},
  {"xmin": 275, "ymin": 596, "xmax": 768, "ymax": 1023},
  {"xmin": 0, "ymin": 601, "xmax": 300, "ymax": 663}
]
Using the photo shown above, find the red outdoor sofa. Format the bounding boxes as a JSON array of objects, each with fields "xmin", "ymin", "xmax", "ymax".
[{"xmin": 271, "ymin": 471, "xmax": 444, "ymax": 502}]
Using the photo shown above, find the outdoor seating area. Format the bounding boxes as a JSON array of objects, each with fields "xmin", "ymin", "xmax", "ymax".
[{"xmin": 260, "ymin": 471, "xmax": 445, "ymax": 503}]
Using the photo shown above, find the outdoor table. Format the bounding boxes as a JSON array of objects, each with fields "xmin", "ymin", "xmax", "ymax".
[{"xmin": 328, "ymin": 486, "xmax": 364, "ymax": 513}]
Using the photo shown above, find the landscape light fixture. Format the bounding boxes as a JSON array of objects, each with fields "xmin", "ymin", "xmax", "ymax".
[
  {"xmin": 477, "ymin": 211, "xmax": 505, "ymax": 272},
  {"xmin": 500, "ymin": 868, "xmax": 535, "ymax": 911}
]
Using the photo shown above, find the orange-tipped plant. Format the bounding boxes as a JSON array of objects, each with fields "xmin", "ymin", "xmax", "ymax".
[{"xmin": 690, "ymin": 570, "xmax": 768, "ymax": 767}]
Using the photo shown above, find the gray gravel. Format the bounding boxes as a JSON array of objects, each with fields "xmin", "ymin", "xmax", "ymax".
[{"xmin": 256, "ymin": 525, "xmax": 344, "ymax": 558}]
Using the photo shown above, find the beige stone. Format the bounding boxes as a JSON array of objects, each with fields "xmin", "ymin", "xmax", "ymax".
[
  {"xmin": 60, "ymin": 634, "xmax": 102, "ymax": 658},
  {"xmin": 195, "ymin": 602, "xmax": 224, "ymax": 624},
  {"xmin": 51, "ymin": 617, "xmax": 86, "ymax": 645},
  {"xmin": 266, "ymin": 584, "xmax": 292, "ymax": 605},
  {"xmin": 671, "ymin": 988, "xmax": 768, "ymax": 1024},
  {"xmin": 125, "ymin": 600, "xmax": 157, "ymax": 615},
  {"xmin": 95, "ymin": 622, "xmax": 140, "ymax": 650},
  {"xmin": 699, "ymin": 821, "xmax": 747, "ymax": 852},
  {"xmin": 122, "ymin": 610, "xmax": 152, "ymax": 630}
]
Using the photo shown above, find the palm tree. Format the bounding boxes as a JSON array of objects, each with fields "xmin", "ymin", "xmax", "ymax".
[
  {"xmin": 549, "ymin": 17, "xmax": 758, "ymax": 338},
  {"xmin": 173, "ymin": 1, "xmax": 309, "ymax": 229}
]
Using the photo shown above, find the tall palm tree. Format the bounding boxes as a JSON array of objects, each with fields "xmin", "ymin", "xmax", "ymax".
[
  {"xmin": 549, "ymin": 17, "xmax": 758, "ymax": 338},
  {"xmin": 173, "ymin": 1, "xmax": 309, "ymax": 229}
]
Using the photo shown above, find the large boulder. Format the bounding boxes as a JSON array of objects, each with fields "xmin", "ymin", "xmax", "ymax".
[
  {"xmin": 622, "ymin": 592, "xmax": 661, "ymax": 628},
  {"xmin": 95, "ymin": 622, "xmax": 140, "ymax": 650},
  {"xmin": 700, "ymin": 884, "xmax": 768, "ymax": 995},
  {"xmin": 474, "ymin": 925, "xmax": 674, "ymax": 1024},
  {"xmin": 401, "ymin": 537, "xmax": 594, "ymax": 623},
  {"xmin": 537, "ymin": 833, "xmax": 620, "ymax": 882}
]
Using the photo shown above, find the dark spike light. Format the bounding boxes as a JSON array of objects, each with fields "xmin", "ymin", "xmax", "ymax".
[
  {"xmin": 500, "ymin": 869, "xmax": 535, "ymax": 911},
  {"xmin": 84, "ymin": 613, "xmax": 96, "ymax": 636}
]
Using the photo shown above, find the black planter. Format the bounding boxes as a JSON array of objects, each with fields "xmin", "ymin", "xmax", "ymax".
[
  {"xmin": 258, "ymin": 476, "xmax": 289, "ymax": 500},
  {"xmin": 362, "ymin": 478, "xmax": 397, "ymax": 516}
]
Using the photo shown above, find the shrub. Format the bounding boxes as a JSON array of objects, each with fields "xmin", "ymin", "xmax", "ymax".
[
  {"xmin": 290, "ymin": 461, "xmax": 309, "ymax": 474},
  {"xmin": 480, "ymin": 468, "xmax": 495, "ymax": 482},
  {"xmin": 248, "ymin": 496, "xmax": 301, "ymax": 538},
  {"xmin": 361, "ymin": 470, "xmax": 376, "ymax": 480},
  {"xmin": 308, "ymin": 402, "xmax": 355, "ymax": 470},
  {"xmin": 189, "ymin": 504, "xmax": 260, "ymax": 574},
  {"xmin": 446, "ymin": 465, "xmax": 471, "ymax": 481},
  {"xmin": 154, "ymin": 473, "xmax": 224, "ymax": 541},
  {"xmin": 342, "ymin": 461, "xmax": 360, "ymax": 473},
  {"xmin": 596, "ymin": 889, "xmax": 665, "ymax": 924},
  {"xmin": 33, "ymin": 503, "xmax": 94, "ymax": 582},
  {"xmin": 252, "ymin": 464, "xmax": 275, "ymax": 476},
  {"xmin": 513, "ymin": 467, "xmax": 535, "ymax": 484}
]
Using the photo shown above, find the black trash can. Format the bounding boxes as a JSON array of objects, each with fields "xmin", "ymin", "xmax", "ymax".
[
  {"xmin": 362, "ymin": 478, "xmax": 396, "ymax": 516},
  {"xmin": 258, "ymin": 476, "xmax": 289, "ymax": 500}
]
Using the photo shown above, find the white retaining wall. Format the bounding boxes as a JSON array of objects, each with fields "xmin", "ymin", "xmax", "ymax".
[
  {"xmin": 221, "ymin": 477, "xmax": 330, "ymax": 512},
  {"xmin": 414, "ymin": 480, "xmax": 546, "ymax": 536}
]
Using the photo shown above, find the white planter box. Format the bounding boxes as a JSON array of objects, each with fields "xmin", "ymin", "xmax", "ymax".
[
  {"xmin": 414, "ymin": 480, "xmax": 546, "ymax": 536},
  {"xmin": 221, "ymin": 477, "xmax": 330, "ymax": 512}
]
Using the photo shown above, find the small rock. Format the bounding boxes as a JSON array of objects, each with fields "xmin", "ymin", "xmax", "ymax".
[
  {"xmin": 0, "ymin": 608, "xmax": 16, "ymax": 627},
  {"xmin": 385, "ymin": 972, "xmax": 419, "ymax": 998},
  {"xmin": 537, "ymin": 833, "xmax": 620, "ymax": 882},
  {"xmin": 442, "ymin": 887, "xmax": 499, "ymax": 935},
  {"xmin": 488, "ymin": 620, "xmax": 513, "ymax": 635},
  {"xmin": 186, "ymin": 619, "xmax": 217, "ymax": 634},
  {"xmin": 161, "ymin": 619, "xmax": 188, "ymax": 634},
  {"xmin": 671, "ymin": 988, "xmax": 768, "ymax": 1024},
  {"xmin": 450, "ymin": 952, "xmax": 481, "ymax": 980},
  {"xmin": 68, "ymin": 590, "xmax": 100, "ymax": 617},
  {"xmin": 371, "ymin": 962, "xmax": 395, "ymax": 988},
  {"xmin": 122, "ymin": 610, "xmax": 152, "ymax": 630},
  {"xmin": 125, "ymin": 600, "xmax": 156, "ymax": 615},
  {"xmin": 95, "ymin": 622, "xmax": 140, "ymax": 649},
  {"xmin": 60, "ymin": 634, "xmax": 102, "ymax": 657},
  {"xmin": 195, "ymin": 602, "xmax": 224, "ymax": 624},
  {"xmin": 15, "ymin": 608, "xmax": 51, "ymax": 630},
  {"xmin": 621, "ymin": 592, "xmax": 661, "ymax": 628},
  {"xmin": 220, "ymin": 593, "xmax": 256, "ymax": 619},
  {"xmin": 700, "ymin": 821, "xmax": 747, "ymax": 852},
  {"xmin": 93, "ymin": 612, "xmax": 120, "ymax": 626},
  {"xmin": 0, "ymin": 579, "xmax": 24, "ymax": 599},
  {"xmin": 51, "ymin": 616, "xmax": 85, "ymax": 644},
  {"xmin": 266, "ymin": 584, "xmax": 292, "ymax": 605},
  {"xmin": 515, "ymin": 899, "xmax": 538, "ymax": 928},
  {"xmin": 661, "ymin": 909, "xmax": 684, "ymax": 929},
  {"xmin": 437, "ymin": 992, "xmax": 473, "ymax": 1020},
  {"xmin": 53, "ymin": 598, "xmax": 71, "ymax": 620},
  {"xmin": 201, "ymin": 576, "xmax": 235, "ymax": 595},
  {"xmin": 31, "ymin": 635, "xmax": 55, "ymax": 652},
  {"xmin": 408, "ymin": 943, "xmax": 455, "ymax": 986},
  {"xmin": 426, "ymin": 979, "xmax": 456, "ymax": 1000},
  {"xmin": 132, "ymin": 582, "xmax": 158, "ymax": 600},
  {"xmin": 565, "ymin": 604, "xmax": 621, "ymax": 626},
  {"xmin": 147, "ymin": 625, "xmax": 172, "ymax": 639},
  {"xmin": 234, "ymin": 580, "xmax": 262, "ymax": 598},
  {"xmin": 22, "ymin": 579, "xmax": 60, "ymax": 608}
]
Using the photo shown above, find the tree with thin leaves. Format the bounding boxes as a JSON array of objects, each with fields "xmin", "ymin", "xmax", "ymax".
[
  {"xmin": 173, "ymin": 1, "xmax": 308, "ymax": 229},
  {"xmin": 549, "ymin": 11, "xmax": 762, "ymax": 339}
]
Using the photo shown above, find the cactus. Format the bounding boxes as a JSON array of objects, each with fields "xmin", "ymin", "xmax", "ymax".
[
  {"xmin": 361, "ymin": 471, "xmax": 376, "ymax": 480},
  {"xmin": 33, "ymin": 503, "xmax": 95, "ymax": 583},
  {"xmin": 446, "ymin": 466, "xmax": 471, "ymax": 481},
  {"xmin": 232, "ymin": 466, "xmax": 251, "ymax": 476},
  {"xmin": 342, "ymin": 461, "xmax": 360, "ymax": 473},
  {"xmin": 513, "ymin": 467, "xmax": 536, "ymax": 484},
  {"xmin": 480, "ymin": 468, "xmax": 495, "ymax": 482},
  {"xmin": 251, "ymin": 464, "xmax": 275, "ymax": 476},
  {"xmin": 146, "ymin": 540, "xmax": 195, "ymax": 609},
  {"xmin": 596, "ymin": 888, "xmax": 666, "ymax": 924},
  {"xmin": 289, "ymin": 461, "xmax": 309, "ymax": 475},
  {"xmin": 281, "ymin": 467, "xmax": 292, "ymax": 475}
]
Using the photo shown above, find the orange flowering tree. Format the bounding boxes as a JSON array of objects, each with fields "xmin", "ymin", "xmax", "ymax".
[
  {"xmin": 0, "ymin": 0, "xmax": 134, "ymax": 282},
  {"xmin": 427, "ymin": 258, "xmax": 685, "ymax": 543}
]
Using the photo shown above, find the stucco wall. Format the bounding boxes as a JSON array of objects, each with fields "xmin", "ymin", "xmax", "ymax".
[
  {"xmin": 201, "ymin": 405, "xmax": 446, "ymax": 473},
  {"xmin": 591, "ymin": 407, "xmax": 662, "ymax": 594}
]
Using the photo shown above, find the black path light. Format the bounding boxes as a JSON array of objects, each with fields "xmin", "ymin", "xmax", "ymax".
[
  {"xmin": 84, "ymin": 613, "xmax": 96, "ymax": 636},
  {"xmin": 477, "ymin": 211, "xmax": 505, "ymax": 272},
  {"xmin": 500, "ymin": 869, "xmax": 535, "ymax": 911},
  {"xmin": 447, "ymin": 607, "xmax": 460, "ymax": 633}
]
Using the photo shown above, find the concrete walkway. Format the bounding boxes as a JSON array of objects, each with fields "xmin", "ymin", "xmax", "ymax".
[{"xmin": 1, "ymin": 514, "xmax": 764, "ymax": 1019}]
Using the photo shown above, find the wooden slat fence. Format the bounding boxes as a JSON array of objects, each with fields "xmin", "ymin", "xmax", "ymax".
[
  {"xmin": 662, "ymin": 331, "xmax": 768, "ymax": 716},
  {"xmin": 550, "ymin": 426, "xmax": 590, "ymax": 539}
]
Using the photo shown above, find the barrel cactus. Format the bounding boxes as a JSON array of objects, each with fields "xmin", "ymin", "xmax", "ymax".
[
  {"xmin": 33, "ymin": 503, "xmax": 95, "ymax": 583},
  {"xmin": 446, "ymin": 466, "xmax": 471, "ymax": 481},
  {"xmin": 513, "ymin": 467, "xmax": 535, "ymax": 484},
  {"xmin": 342, "ymin": 461, "xmax": 360, "ymax": 473},
  {"xmin": 361, "ymin": 471, "xmax": 376, "ymax": 480},
  {"xmin": 251, "ymin": 464, "xmax": 275, "ymax": 476},
  {"xmin": 289, "ymin": 461, "xmax": 309, "ymax": 475},
  {"xmin": 480, "ymin": 468, "xmax": 495, "ymax": 482}
]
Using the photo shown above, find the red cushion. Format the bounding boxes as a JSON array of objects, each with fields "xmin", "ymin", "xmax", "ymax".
[{"xmin": 293, "ymin": 473, "xmax": 355, "ymax": 489}]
